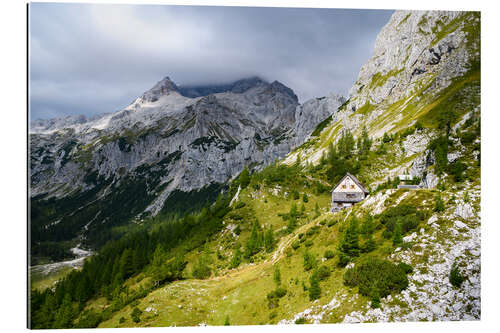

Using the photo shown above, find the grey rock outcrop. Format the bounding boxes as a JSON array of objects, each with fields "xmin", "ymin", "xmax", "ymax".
[{"xmin": 292, "ymin": 93, "xmax": 345, "ymax": 145}]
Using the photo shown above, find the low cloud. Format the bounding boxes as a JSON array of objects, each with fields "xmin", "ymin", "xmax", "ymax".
[{"xmin": 29, "ymin": 3, "xmax": 393, "ymax": 120}]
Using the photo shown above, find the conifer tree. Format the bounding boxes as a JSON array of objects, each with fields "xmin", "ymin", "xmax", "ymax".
[
  {"xmin": 273, "ymin": 265, "xmax": 281, "ymax": 287},
  {"xmin": 231, "ymin": 245, "xmax": 242, "ymax": 268},
  {"xmin": 392, "ymin": 222, "xmax": 403, "ymax": 247},
  {"xmin": 309, "ymin": 270, "xmax": 321, "ymax": 301},
  {"xmin": 340, "ymin": 217, "xmax": 360, "ymax": 259},
  {"xmin": 53, "ymin": 293, "xmax": 73, "ymax": 328},
  {"xmin": 264, "ymin": 225, "xmax": 275, "ymax": 253},
  {"xmin": 239, "ymin": 166, "xmax": 251, "ymax": 189}
]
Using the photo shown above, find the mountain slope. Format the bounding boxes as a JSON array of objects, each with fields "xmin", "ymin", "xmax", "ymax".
[{"xmin": 29, "ymin": 9, "xmax": 480, "ymax": 329}]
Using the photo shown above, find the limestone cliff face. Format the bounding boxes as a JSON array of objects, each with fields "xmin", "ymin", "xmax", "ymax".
[
  {"xmin": 290, "ymin": 10, "xmax": 480, "ymax": 188},
  {"xmin": 347, "ymin": 10, "xmax": 478, "ymax": 114}
]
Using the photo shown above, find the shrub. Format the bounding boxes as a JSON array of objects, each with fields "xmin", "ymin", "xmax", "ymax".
[
  {"xmin": 398, "ymin": 262, "xmax": 414, "ymax": 274},
  {"xmin": 305, "ymin": 240, "xmax": 313, "ymax": 247},
  {"xmin": 449, "ymin": 262, "xmax": 465, "ymax": 288},
  {"xmin": 266, "ymin": 287, "xmax": 287, "ymax": 308},
  {"xmin": 447, "ymin": 161, "xmax": 466, "ymax": 182},
  {"xmin": 343, "ymin": 257, "xmax": 409, "ymax": 298},
  {"xmin": 361, "ymin": 235, "xmax": 377, "ymax": 253},
  {"xmin": 302, "ymin": 193, "xmax": 309, "ymax": 203},
  {"xmin": 370, "ymin": 293, "xmax": 381, "ymax": 309},
  {"xmin": 303, "ymin": 250, "xmax": 317, "ymax": 271},
  {"xmin": 392, "ymin": 222, "xmax": 403, "ymax": 247},
  {"xmin": 337, "ymin": 253, "xmax": 350, "ymax": 267},
  {"xmin": 131, "ymin": 307, "xmax": 142, "ymax": 323},
  {"xmin": 234, "ymin": 201, "xmax": 246, "ymax": 209},
  {"xmin": 327, "ymin": 219, "xmax": 337, "ymax": 227},
  {"xmin": 434, "ymin": 194, "xmax": 445, "ymax": 212},
  {"xmin": 324, "ymin": 250, "xmax": 335, "ymax": 259},
  {"xmin": 224, "ymin": 316, "xmax": 230, "ymax": 326},
  {"xmin": 317, "ymin": 265, "xmax": 331, "ymax": 280},
  {"xmin": 293, "ymin": 190, "xmax": 300, "ymax": 200},
  {"xmin": 291, "ymin": 240, "xmax": 301, "ymax": 250},
  {"xmin": 309, "ymin": 270, "xmax": 321, "ymax": 300},
  {"xmin": 295, "ymin": 317, "xmax": 306, "ymax": 324}
]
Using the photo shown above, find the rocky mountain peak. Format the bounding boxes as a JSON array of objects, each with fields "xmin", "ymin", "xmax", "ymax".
[{"xmin": 139, "ymin": 76, "xmax": 180, "ymax": 103}]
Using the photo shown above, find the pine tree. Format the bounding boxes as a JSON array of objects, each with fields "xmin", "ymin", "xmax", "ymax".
[
  {"xmin": 340, "ymin": 217, "xmax": 360, "ymax": 259},
  {"xmin": 314, "ymin": 203, "xmax": 321, "ymax": 218},
  {"xmin": 434, "ymin": 193, "xmax": 445, "ymax": 212},
  {"xmin": 239, "ymin": 166, "xmax": 251, "ymax": 189},
  {"xmin": 309, "ymin": 270, "xmax": 321, "ymax": 301},
  {"xmin": 264, "ymin": 225, "xmax": 275, "ymax": 253},
  {"xmin": 192, "ymin": 246, "xmax": 212, "ymax": 279},
  {"xmin": 287, "ymin": 216, "xmax": 297, "ymax": 233},
  {"xmin": 150, "ymin": 244, "xmax": 167, "ymax": 286},
  {"xmin": 360, "ymin": 214, "xmax": 375, "ymax": 235},
  {"xmin": 361, "ymin": 126, "xmax": 372, "ymax": 154},
  {"xmin": 231, "ymin": 246, "xmax": 242, "ymax": 268},
  {"xmin": 53, "ymin": 293, "xmax": 73, "ymax": 328},
  {"xmin": 273, "ymin": 265, "xmax": 281, "ymax": 287},
  {"xmin": 245, "ymin": 221, "xmax": 262, "ymax": 258},
  {"xmin": 290, "ymin": 203, "xmax": 298, "ymax": 218},
  {"xmin": 392, "ymin": 222, "xmax": 403, "ymax": 247},
  {"xmin": 119, "ymin": 248, "xmax": 134, "ymax": 279}
]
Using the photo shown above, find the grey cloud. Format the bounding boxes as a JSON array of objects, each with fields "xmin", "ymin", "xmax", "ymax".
[{"xmin": 29, "ymin": 3, "xmax": 393, "ymax": 120}]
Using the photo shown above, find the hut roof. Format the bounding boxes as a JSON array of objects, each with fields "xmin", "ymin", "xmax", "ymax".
[{"xmin": 331, "ymin": 173, "xmax": 369, "ymax": 194}]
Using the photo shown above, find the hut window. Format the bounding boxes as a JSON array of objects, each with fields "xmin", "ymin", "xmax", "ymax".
[
  {"xmin": 350, "ymin": 185, "xmax": 355, "ymax": 189},
  {"xmin": 341, "ymin": 185, "xmax": 346, "ymax": 189},
  {"xmin": 346, "ymin": 193, "xmax": 355, "ymax": 198}
]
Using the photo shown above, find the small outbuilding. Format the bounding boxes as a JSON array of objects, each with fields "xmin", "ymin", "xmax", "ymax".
[{"xmin": 331, "ymin": 173, "xmax": 369, "ymax": 212}]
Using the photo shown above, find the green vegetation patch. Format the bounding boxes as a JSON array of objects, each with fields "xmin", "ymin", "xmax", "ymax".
[{"xmin": 343, "ymin": 256, "xmax": 411, "ymax": 300}]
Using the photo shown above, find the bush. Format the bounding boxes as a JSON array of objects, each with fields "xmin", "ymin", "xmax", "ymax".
[
  {"xmin": 371, "ymin": 293, "xmax": 381, "ymax": 309},
  {"xmin": 324, "ymin": 250, "xmax": 335, "ymax": 259},
  {"xmin": 266, "ymin": 287, "xmax": 287, "ymax": 309},
  {"xmin": 295, "ymin": 317, "xmax": 306, "ymax": 324},
  {"xmin": 327, "ymin": 219, "xmax": 337, "ymax": 227},
  {"xmin": 317, "ymin": 265, "xmax": 331, "ymax": 280},
  {"xmin": 343, "ymin": 257, "xmax": 409, "ymax": 298},
  {"xmin": 398, "ymin": 262, "xmax": 414, "ymax": 274},
  {"xmin": 305, "ymin": 240, "xmax": 313, "ymax": 247},
  {"xmin": 447, "ymin": 161, "xmax": 466, "ymax": 182},
  {"xmin": 309, "ymin": 270, "xmax": 321, "ymax": 300},
  {"xmin": 434, "ymin": 194, "xmax": 445, "ymax": 212},
  {"xmin": 449, "ymin": 262, "xmax": 465, "ymax": 288},
  {"xmin": 306, "ymin": 226, "xmax": 320, "ymax": 236},
  {"xmin": 303, "ymin": 250, "xmax": 317, "ymax": 271},
  {"xmin": 234, "ymin": 201, "xmax": 246, "ymax": 209},
  {"xmin": 291, "ymin": 240, "xmax": 300, "ymax": 250},
  {"xmin": 337, "ymin": 253, "xmax": 350, "ymax": 267},
  {"xmin": 361, "ymin": 236, "xmax": 377, "ymax": 253},
  {"xmin": 131, "ymin": 307, "xmax": 142, "ymax": 323},
  {"xmin": 302, "ymin": 193, "xmax": 309, "ymax": 203}
]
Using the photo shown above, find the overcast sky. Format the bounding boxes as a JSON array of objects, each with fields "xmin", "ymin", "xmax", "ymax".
[{"xmin": 29, "ymin": 3, "xmax": 393, "ymax": 120}]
